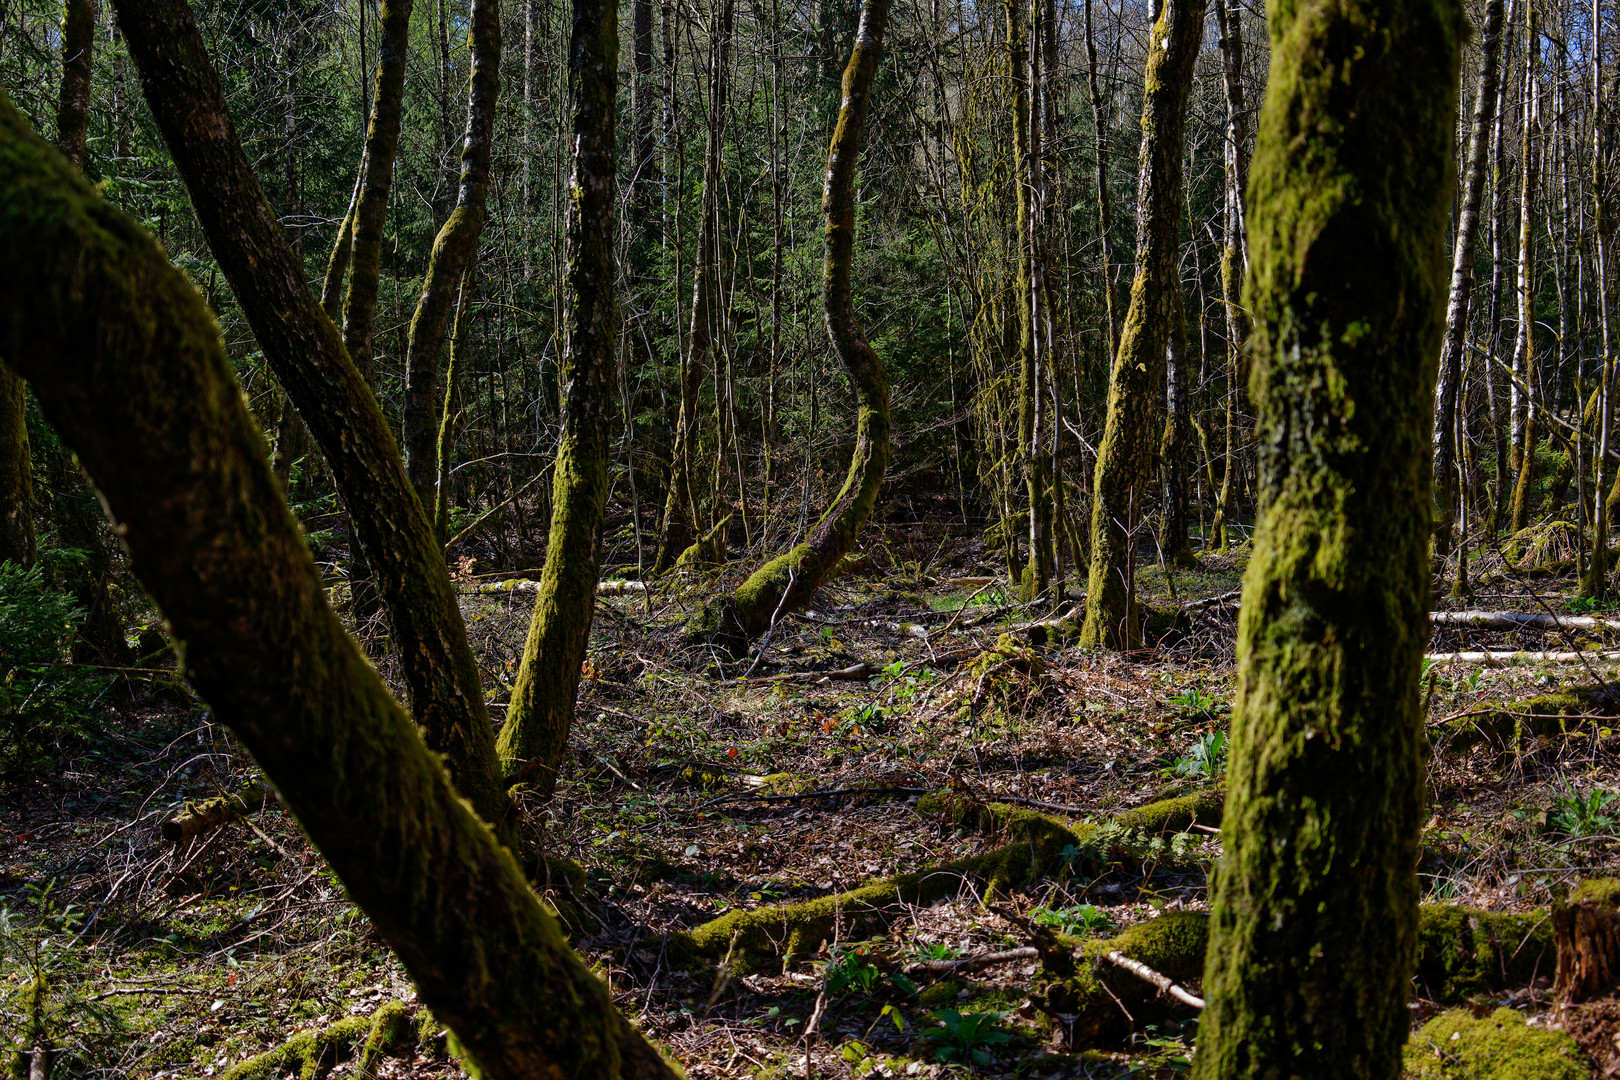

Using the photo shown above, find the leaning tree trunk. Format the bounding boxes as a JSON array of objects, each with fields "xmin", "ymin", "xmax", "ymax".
[
  {"xmin": 494, "ymin": 0, "xmax": 618, "ymax": 801},
  {"xmin": 110, "ymin": 0, "xmax": 516, "ymax": 846},
  {"xmin": 1192, "ymin": 4, "xmax": 1461, "ymax": 1079},
  {"xmin": 1433, "ymin": 0, "xmax": 1505, "ymax": 567},
  {"xmin": 0, "ymin": 95, "xmax": 680, "ymax": 1080},
  {"xmin": 403, "ymin": 0, "xmax": 500, "ymax": 511},
  {"xmin": 1077, "ymin": 0, "xmax": 1204, "ymax": 650},
  {"xmin": 687, "ymin": 0, "xmax": 892, "ymax": 656},
  {"xmin": 341, "ymin": 0, "xmax": 413, "ymax": 383}
]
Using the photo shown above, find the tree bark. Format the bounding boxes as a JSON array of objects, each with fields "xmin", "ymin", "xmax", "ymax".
[
  {"xmin": 1433, "ymin": 0, "xmax": 1505, "ymax": 563},
  {"xmin": 1210, "ymin": 0, "xmax": 1247, "ymax": 554},
  {"xmin": 1508, "ymin": 0, "xmax": 1540, "ymax": 535},
  {"xmin": 687, "ymin": 0, "xmax": 892, "ymax": 655},
  {"xmin": 1082, "ymin": 0, "xmax": 1118, "ymax": 359},
  {"xmin": 109, "ymin": 0, "xmax": 516, "ymax": 845},
  {"xmin": 1191, "ymin": 5, "xmax": 1461, "ymax": 1079},
  {"xmin": 56, "ymin": 0, "xmax": 93, "ymax": 169},
  {"xmin": 0, "ymin": 96, "xmax": 680, "ymax": 1080},
  {"xmin": 1077, "ymin": 0, "xmax": 1204, "ymax": 650},
  {"xmin": 341, "ymin": 0, "xmax": 413, "ymax": 384},
  {"xmin": 403, "ymin": 0, "xmax": 502, "ymax": 511},
  {"xmin": 494, "ymin": 0, "xmax": 619, "ymax": 801},
  {"xmin": 0, "ymin": 366, "xmax": 32, "ymax": 569}
]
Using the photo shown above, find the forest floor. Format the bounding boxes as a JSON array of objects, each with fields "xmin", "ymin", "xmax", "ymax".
[{"xmin": 2, "ymin": 516, "xmax": 1619, "ymax": 1078}]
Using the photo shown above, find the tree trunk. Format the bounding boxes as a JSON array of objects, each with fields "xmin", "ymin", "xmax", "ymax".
[
  {"xmin": 110, "ymin": 0, "xmax": 516, "ymax": 845},
  {"xmin": 653, "ymin": 0, "xmax": 733, "ymax": 574},
  {"xmin": 1210, "ymin": 0, "xmax": 1247, "ymax": 554},
  {"xmin": 1434, "ymin": 0, "xmax": 1505, "ymax": 564},
  {"xmin": 1082, "ymin": 0, "xmax": 1118, "ymax": 359},
  {"xmin": 494, "ymin": 0, "xmax": 619, "ymax": 801},
  {"xmin": 1192, "ymin": 6, "xmax": 1461, "ymax": 1080},
  {"xmin": 688, "ymin": 0, "xmax": 892, "ymax": 655},
  {"xmin": 403, "ymin": 0, "xmax": 501, "ymax": 511},
  {"xmin": 0, "ymin": 367, "xmax": 33, "ymax": 569},
  {"xmin": 0, "ymin": 97, "xmax": 679, "ymax": 1080},
  {"xmin": 1508, "ymin": 1, "xmax": 1540, "ymax": 535},
  {"xmin": 434, "ymin": 268, "xmax": 476, "ymax": 541},
  {"xmin": 56, "ymin": 0, "xmax": 93, "ymax": 169},
  {"xmin": 1077, "ymin": 0, "xmax": 1204, "ymax": 650},
  {"xmin": 341, "ymin": 0, "xmax": 413, "ymax": 384},
  {"xmin": 1161, "ymin": 284, "xmax": 1195, "ymax": 566},
  {"xmin": 1588, "ymin": 0, "xmax": 1614, "ymax": 599}
]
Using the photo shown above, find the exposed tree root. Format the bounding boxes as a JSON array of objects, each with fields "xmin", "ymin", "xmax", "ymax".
[
  {"xmin": 219, "ymin": 1000, "xmax": 412, "ymax": 1080},
  {"xmin": 668, "ymin": 789, "xmax": 1223, "ymax": 970}
]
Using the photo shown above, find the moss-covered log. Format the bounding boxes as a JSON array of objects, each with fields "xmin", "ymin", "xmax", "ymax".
[
  {"xmin": 220, "ymin": 1001, "xmax": 411, "ymax": 1080},
  {"xmin": 1434, "ymin": 685, "xmax": 1620, "ymax": 756},
  {"xmin": 109, "ymin": 0, "xmax": 515, "ymax": 844},
  {"xmin": 670, "ymin": 790, "xmax": 1222, "ymax": 970},
  {"xmin": 0, "ymin": 96, "xmax": 679, "ymax": 1080},
  {"xmin": 1193, "ymin": 3, "xmax": 1462, "ymax": 1078},
  {"xmin": 1077, "ymin": 0, "xmax": 1204, "ymax": 649},
  {"xmin": 160, "ymin": 785, "xmax": 269, "ymax": 845},
  {"xmin": 402, "ymin": 0, "xmax": 500, "ymax": 509},
  {"xmin": 684, "ymin": 0, "xmax": 892, "ymax": 655},
  {"xmin": 495, "ymin": 0, "xmax": 618, "ymax": 801},
  {"xmin": 1404, "ymin": 1008, "xmax": 1588, "ymax": 1080}
]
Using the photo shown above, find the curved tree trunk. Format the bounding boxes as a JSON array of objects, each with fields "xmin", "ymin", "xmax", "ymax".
[
  {"xmin": 109, "ymin": 0, "xmax": 516, "ymax": 846},
  {"xmin": 1433, "ymin": 0, "xmax": 1505, "ymax": 567},
  {"xmin": 1192, "ymin": 4, "xmax": 1461, "ymax": 1079},
  {"xmin": 1077, "ymin": 0, "xmax": 1204, "ymax": 650},
  {"xmin": 0, "ymin": 97, "xmax": 680, "ymax": 1080},
  {"xmin": 688, "ymin": 0, "xmax": 892, "ymax": 656},
  {"xmin": 403, "ymin": 0, "xmax": 501, "ymax": 510},
  {"xmin": 494, "ymin": 0, "xmax": 618, "ymax": 800}
]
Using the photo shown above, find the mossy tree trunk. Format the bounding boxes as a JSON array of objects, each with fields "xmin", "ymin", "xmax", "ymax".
[
  {"xmin": 1434, "ymin": 0, "xmax": 1504, "ymax": 570},
  {"xmin": 1077, "ymin": 0, "xmax": 1204, "ymax": 650},
  {"xmin": 402, "ymin": 0, "xmax": 500, "ymax": 511},
  {"xmin": 1507, "ymin": 0, "xmax": 1540, "ymax": 537},
  {"xmin": 687, "ymin": 0, "xmax": 892, "ymax": 655},
  {"xmin": 1082, "ymin": 0, "xmax": 1118, "ymax": 360},
  {"xmin": 653, "ymin": 0, "xmax": 733, "ymax": 575},
  {"xmin": 340, "ymin": 0, "xmax": 411, "ymax": 385},
  {"xmin": 110, "ymin": 0, "xmax": 516, "ymax": 846},
  {"xmin": 0, "ymin": 97, "xmax": 680, "ymax": 1080},
  {"xmin": 434, "ymin": 268, "xmax": 476, "ymax": 541},
  {"xmin": 0, "ymin": 368, "xmax": 32, "ymax": 569},
  {"xmin": 1008, "ymin": 0, "xmax": 1054, "ymax": 600},
  {"xmin": 494, "ymin": 0, "xmax": 618, "ymax": 801},
  {"xmin": 1161, "ymin": 285, "xmax": 1196, "ymax": 567},
  {"xmin": 1192, "ymin": 3, "xmax": 1461, "ymax": 1078}
]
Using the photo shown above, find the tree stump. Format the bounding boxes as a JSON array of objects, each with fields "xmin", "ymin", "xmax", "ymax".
[{"xmin": 1554, "ymin": 881, "xmax": 1620, "ymax": 1003}]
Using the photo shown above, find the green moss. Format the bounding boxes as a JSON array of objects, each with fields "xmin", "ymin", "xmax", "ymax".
[
  {"xmin": 1031, "ymin": 912, "xmax": 1209, "ymax": 1047},
  {"xmin": 218, "ymin": 1015, "xmax": 372, "ymax": 1080},
  {"xmin": 1571, "ymin": 877, "xmax": 1620, "ymax": 908},
  {"xmin": 917, "ymin": 980, "xmax": 965, "ymax": 1008},
  {"xmin": 1415, "ymin": 907, "xmax": 1555, "ymax": 1000},
  {"xmin": 1404, "ymin": 1008, "xmax": 1588, "ymax": 1080},
  {"xmin": 1438, "ymin": 686, "xmax": 1619, "ymax": 756}
]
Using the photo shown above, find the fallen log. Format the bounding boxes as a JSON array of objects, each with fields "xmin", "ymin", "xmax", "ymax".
[
  {"xmin": 1431, "ymin": 685, "xmax": 1620, "ymax": 755},
  {"xmin": 1424, "ymin": 650, "xmax": 1620, "ymax": 665},
  {"xmin": 221, "ymin": 1000, "xmax": 413, "ymax": 1080},
  {"xmin": 1431, "ymin": 610, "xmax": 1620, "ymax": 633},
  {"xmin": 461, "ymin": 578, "xmax": 648, "ymax": 596},
  {"xmin": 161, "ymin": 785, "xmax": 269, "ymax": 845}
]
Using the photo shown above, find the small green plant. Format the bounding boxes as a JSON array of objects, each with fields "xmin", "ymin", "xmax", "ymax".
[
  {"xmin": 822, "ymin": 946, "xmax": 884, "ymax": 997},
  {"xmin": 0, "ymin": 561, "xmax": 109, "ymax": 777},
  {"xmin": 1031, "ymin": 902, "xmax": 1115, "ymax": 937},
  {"xmin": 1167, "ymin": 731, "xmax": 1228, "ymax": 781},
  {"xmin": 1166, "ymin": 687, "xmax": 1228, "ymax": 723},
  {"xmin": 920, "ymin": 1009, "xmax": 1013, "ymax": 1067},
  {"xmin": 909, "ymin": 941, "xmax": 962, "ymax": 963},
  {"xmin": 1549, "ymin": 786, "xmax": 1619, "ymax": 838}
]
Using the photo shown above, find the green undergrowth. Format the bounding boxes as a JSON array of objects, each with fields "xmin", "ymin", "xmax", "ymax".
[{"xmin": 1437, "ymin": 684, "xmax": 1620, "ymax": 756}]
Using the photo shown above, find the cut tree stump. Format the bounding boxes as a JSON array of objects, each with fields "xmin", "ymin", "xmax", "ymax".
[{"xmin": 1555, "ymin": 879, "xmax": 1620, "ymax": 1003}]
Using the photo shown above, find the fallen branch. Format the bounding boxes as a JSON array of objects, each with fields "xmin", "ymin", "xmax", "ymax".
[
  {"xmin": 461, "ymin": 577, "xmax": 648, "ymax": 596},
  {"xmin": 1102, "ymin": 950, "xmax": 1206, "ymax": 1009},
  {"xmin": 1184, "ymin": 589, "xmax": 1242, "ymax": 611},
  {"xmin": 904, "ymin": 946, "xmax": 1038, "ymax": 976},
  {"xmin": 742, "ymin": 662, "xmax": 873, "ymax": 685}
]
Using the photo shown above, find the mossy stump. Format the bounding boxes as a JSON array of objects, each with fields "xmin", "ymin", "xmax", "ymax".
[{"xmin": 1554, "ymin": 877, "xmax": 1620, "ymax": 1002}]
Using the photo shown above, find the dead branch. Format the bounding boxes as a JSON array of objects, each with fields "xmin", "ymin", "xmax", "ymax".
[{"xmin": 1101, "ymin": 950, "xmax": 1206, "ymax": 1009}]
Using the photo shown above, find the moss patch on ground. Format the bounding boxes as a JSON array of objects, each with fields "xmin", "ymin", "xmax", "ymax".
[{"xmin": 1404, "ymin": 1008, "xmax": 1589, "ymax": 1080}]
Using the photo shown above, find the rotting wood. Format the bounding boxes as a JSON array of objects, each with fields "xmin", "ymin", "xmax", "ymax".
[
  {"xmin": 1102, "ymin": 950, "xmax": 1206, "ymax": 1009},
  {"xmin": 161, "ymin": 786, "xmax": 270, "ymax": 845}
]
